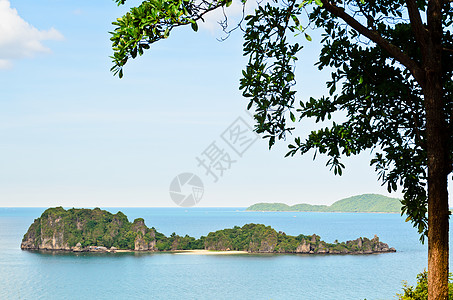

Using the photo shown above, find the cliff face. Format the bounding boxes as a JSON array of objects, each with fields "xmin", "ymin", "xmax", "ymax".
[
  {"xmin": 21, "ymin": 207, "xmax": 72, "ymax": 251},
  {"xmin": 39, "ymin": 214, "xmax": 70, "ymax": 250},
  {"xmin": 295, "ymin": 239, "xmax": 311, "ymax": 253},
  {"xmin": 21, "ymin": 207, "xmax": 157, "ymax": 252},
  {"xmin": 21, "ymin": 218, "xmax": 42, "ymax": 250},
  {"xmin": 290, "ymin": 234, "xmax": 396, "ymax": 254},
  {"xmin": 248, "ymin": 229, "xmax": 278, "ymax": 253},
  {"xmin": 131, "ymin": 218, "xmax": 156, "ymax": 251}
]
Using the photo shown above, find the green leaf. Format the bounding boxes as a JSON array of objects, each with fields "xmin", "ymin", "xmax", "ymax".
[
  {"xmin": 291, "ymin": 15, "xmax": 300, "ymax": 26},
  {"xmin": 329, "ymin": 85, "xmax": 336, "ymax": 95},
  {"xmin": 314, "ymin": 0, "xmax": 323, "ymax": 7},
  {"xmin": 290, "ymin": 112, "xmax": 296, "ymax": 122},
  {"xmin": 304, "ymin": 33, "xmax": 312, "ymax": 41},
  {"xmin": 191, "ymin": 21, "xmax": 198, "ymax": 32}
]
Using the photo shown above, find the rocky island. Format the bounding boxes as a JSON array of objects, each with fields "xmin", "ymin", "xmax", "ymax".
[{"xmin": 21, "ymin": 207, "xmax": 396, "ymax": 254}]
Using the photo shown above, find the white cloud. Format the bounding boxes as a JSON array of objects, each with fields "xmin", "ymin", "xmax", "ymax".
[{"xmin": 0, "ymin": 0, "xmax": 63, "ymax": 69}]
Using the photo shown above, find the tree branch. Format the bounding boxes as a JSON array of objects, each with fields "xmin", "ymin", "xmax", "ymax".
[
  {"xmin": 320, "ymin": 0, "xmax": 426, "ymax": 87},
  {"xmin": 427, "ymin": 0, "xmax": 443, "ymax": 55},
  {"xmin": 406, "ymin": 0, "xmax": 429, "ymax": 50},
  {"xmin": 356, "ymin": 1, "xmax": 375, "ymax": 30}
]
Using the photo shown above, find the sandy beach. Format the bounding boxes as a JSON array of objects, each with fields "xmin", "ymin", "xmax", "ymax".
[
  {"xmin": 173, "ymin": 250, "xmax": 249, "ymax": 255},
  {"xmin": 108, "ymin": 249, "xmax": 249, "ymax": 255}
]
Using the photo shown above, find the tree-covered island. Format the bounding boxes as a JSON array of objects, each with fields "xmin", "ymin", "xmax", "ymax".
[
  {"xmin": 246, "ymin": 194, "xmax": 402, "ymax": 213},
  {"xmin": 21, "ymin": 207, "xmax": 395, "ymax": 254}
]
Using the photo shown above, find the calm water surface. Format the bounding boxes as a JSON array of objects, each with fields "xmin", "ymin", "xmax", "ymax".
[{"xmin": 0, "ymin": 207, "xmax": 450, "ymax": 300}]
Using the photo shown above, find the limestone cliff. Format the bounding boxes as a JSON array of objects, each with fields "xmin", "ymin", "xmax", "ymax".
[
  {"xmin": 21, "ymin": 207, "xmax": 157, "ymax": 252},
  {"xmin": 21, "ymin": 207, "xmax": 71, "ymax": 251},
  {"xmin": 131, "ymin": 218, "xmax": 157, "ymax": 251}
]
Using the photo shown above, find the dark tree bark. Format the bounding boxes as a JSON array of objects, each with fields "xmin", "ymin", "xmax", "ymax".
[
  {"xmin": 424, "ymin": 1, "xmax": 449, "ymax": 298},
  {"xmin": 425, "ymin": 76, "xmax": 449, "ymax": 300}
]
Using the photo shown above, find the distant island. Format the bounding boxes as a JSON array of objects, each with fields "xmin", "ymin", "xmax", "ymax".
[
  {"xmin": 246, "ymin": 194, "xmax": 402, "ymax": 213},
  {"xmin": 21, "ymin": 207, "xmax": 395, "ymax": 255}
]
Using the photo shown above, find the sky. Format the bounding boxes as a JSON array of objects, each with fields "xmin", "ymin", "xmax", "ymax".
[{"xmin": 0, "ymin": 0, "xmax": 450, "ymax": 208}]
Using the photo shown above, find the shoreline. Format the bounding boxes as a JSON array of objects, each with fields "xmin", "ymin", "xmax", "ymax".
[
  {"xmin": 111, "ymin": 249, "xmax": 249, "ymax": 255},
  {"xmin": 22, "ymin": 248, "xmax": 249, "ymax": 255},
  {"xmin": 172, "ymin": 250, "xmax": 248, "ymax": 255},
  {"xmin": 23, "ymin": 248, "xmax": 395, "ymax": 255}
]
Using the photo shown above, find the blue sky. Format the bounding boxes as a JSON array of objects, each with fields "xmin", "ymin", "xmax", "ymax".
[{"xmin": 1, "ymin": 0, "xmax": 445, "ymax": 207}]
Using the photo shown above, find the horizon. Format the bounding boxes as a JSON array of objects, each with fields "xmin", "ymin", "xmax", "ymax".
[
  {"xmin": 0, "ymin": 192, "xmax": 406, "ymax": 208},
  {"xmin": 1, "ymin": 1, "xmax": 451, "ymax": 208}
]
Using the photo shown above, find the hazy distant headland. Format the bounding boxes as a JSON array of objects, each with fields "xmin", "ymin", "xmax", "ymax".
[
  {"xmin": 21, "ymin": 207, "xmax": 395, "ymax": 255},
  {"xmin": 246, "ymin": 194, "xmax": 402, "ymax": 213}
]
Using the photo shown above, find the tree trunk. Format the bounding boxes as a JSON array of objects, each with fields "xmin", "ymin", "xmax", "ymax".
[
  {"xmin": 425, "ymin": 71, "xmax": 449, "ymax": 299},
  {"xmin": 427, "ymin": 149, "xmax": 449, "ymax": 300}
]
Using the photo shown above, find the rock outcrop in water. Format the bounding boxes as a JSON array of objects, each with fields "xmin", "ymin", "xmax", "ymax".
[
  {"xmin": 21, "ymin": 207, "xmax": 396, "ymax": 254},
  {"xmin": 203, "ymin": 224, "xmax": 395, "ymax": 254},
  {"xmin": 21, "ymin": 207, "xmax": 157, "ymax": 252}
]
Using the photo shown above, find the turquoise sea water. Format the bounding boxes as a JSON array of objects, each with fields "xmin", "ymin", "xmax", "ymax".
[{"xmin": 0, "ymin": 207, "xmax": 450, "ymax": 300}]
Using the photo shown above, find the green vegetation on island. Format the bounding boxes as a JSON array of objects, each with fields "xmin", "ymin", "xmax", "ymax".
[
  {"xmin": 246, "ymin": 194, "xmax": 402, "ymax": 213},
  {"xmin": 21, "ymin": 207, "xmax": 157, "ymax": 250},
  {"xmin": 21, "ymin": 207, "xmax": 396, "ymax": 254},
  {"xmin": 204, "ymin": 223, "xmax": 394, "ymax": 254}
]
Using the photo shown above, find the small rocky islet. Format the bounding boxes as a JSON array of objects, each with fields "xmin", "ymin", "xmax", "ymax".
[{"xmin": 21, "ymin": 207, "xmax": 396, "ymax": 254}]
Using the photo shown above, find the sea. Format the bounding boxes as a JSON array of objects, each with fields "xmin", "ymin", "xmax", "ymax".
[{"xmin": 0, "ymin": 207, "xmax": 450, "ymax": 300}]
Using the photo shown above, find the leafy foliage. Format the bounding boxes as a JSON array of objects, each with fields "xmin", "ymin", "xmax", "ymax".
[
  {"xmin": 109, "ymin": 0, "xmax": 453, "ymax": 246},
  {"xmin": 239, "ymin": 1, "xmax": 453, "ymax": 243},
  {"xmin": 110, "ymin": 0, "xmax": 232, "ymax": 78},
  {"xmin": 397, "ymin": 271, "xmax": 453, "ymax": 299}
]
